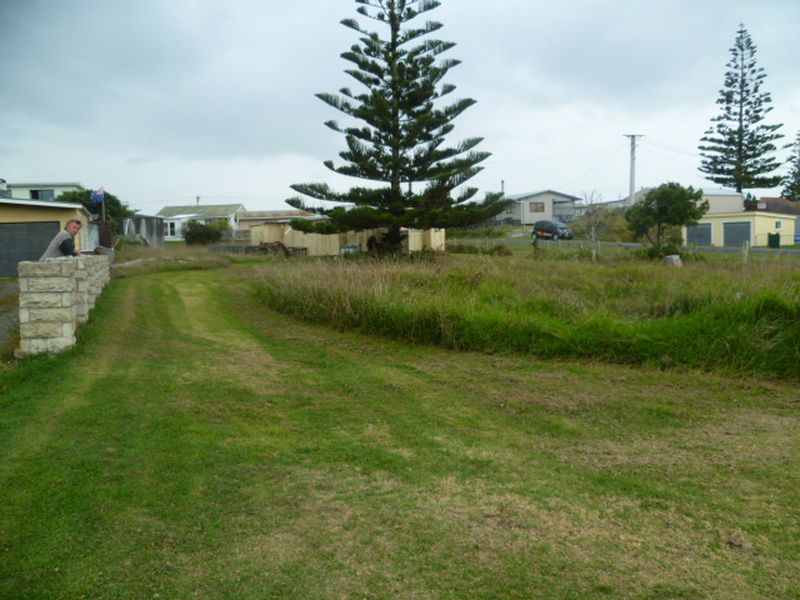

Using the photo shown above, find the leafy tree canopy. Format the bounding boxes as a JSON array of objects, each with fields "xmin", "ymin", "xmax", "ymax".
[
  {"xmin": 287, "ymin": 0, "xmax": 510, "ymax": 249},
  {"xmin": 57, "ymin": 189, "xmax": 136, "ymax": 232},
  {"xmin": 625, "ymin": 182, "xmax": 708, "ymax": 255},
  {"xmin": 698, "ymin": 25, "xmax": 784, "ymax": 192}
]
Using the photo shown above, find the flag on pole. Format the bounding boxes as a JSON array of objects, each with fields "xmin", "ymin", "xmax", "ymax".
[{"xmin": 90, "ymin": 187, "xmax": 105, "ymax": 206}]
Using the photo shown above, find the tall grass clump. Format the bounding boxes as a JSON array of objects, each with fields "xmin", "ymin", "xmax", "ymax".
[{"xmin": 252, "ymin": 254, "xmax": 800, "ymax": 378}]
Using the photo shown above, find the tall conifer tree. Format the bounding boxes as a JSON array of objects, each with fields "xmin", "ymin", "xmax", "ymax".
[
  {"xmin": 287, "ymin": 0, "xmax": 508, "ymax": 249},
  {"xmin": 782, "ymin": 132, "xmax": 800, "ymax": 201},
  {"xmin": 698, "ymin": 25, "xmax": 784, "ymax": 192}
]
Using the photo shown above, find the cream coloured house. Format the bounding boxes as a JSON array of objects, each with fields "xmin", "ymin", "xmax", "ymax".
[{"xmin": 491, "ymin": 190, "xmax": 580, "ymax": 225}]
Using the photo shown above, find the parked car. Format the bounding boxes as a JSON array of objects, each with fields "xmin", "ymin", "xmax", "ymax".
[{"xmin": 531, "ymin": 220, "xmax": 574, "ymax": 241}]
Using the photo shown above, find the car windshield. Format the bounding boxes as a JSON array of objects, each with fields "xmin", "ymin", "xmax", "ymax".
[{"xmin": 552, "ymin": 220, "xmax": 567, "ymax": 227}]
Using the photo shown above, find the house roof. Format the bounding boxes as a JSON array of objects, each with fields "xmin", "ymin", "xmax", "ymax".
[
  {"xmin": 0, "ymin": 198, "xmax": 92, "ymax": 217},
  {"xmin": 7, "ymin": 182, "xmax": 85, "ymax": 189},
  {"xmin": 506, "ymin": 190, "xmax": 580, "ymax": 202},
  {"xmin": 698, "ymin": 210, "xmax": 795, "ymax": 219},
  {"xmin": 746, "ymin": 197, "xmax": 800, "ymax": 215},
  {"xmin": 157, "ymin": 204, "xmax": 245, "ymax": 219}
]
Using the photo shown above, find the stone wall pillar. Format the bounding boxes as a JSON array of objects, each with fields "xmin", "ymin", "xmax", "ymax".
[
  {"xmin": 16, "ymin": 255, "xmax": 111, "ymax": 357},
  {"xmin": 17, "ymin": 260, "xmax": 77, "ymax": 356}
]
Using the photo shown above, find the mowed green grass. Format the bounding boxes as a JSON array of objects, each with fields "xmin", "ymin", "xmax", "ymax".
[{"xmin": 0, "ymin": 266, "xmax": 799, "ymax": 598}]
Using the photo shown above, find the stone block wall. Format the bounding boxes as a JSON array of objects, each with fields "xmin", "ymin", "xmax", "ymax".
[{"xmin": 16, "ymin": 255, "xmax": 111, "ymax": 357}]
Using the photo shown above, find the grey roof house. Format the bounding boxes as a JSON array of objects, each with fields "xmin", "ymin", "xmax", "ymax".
[
  {"xmin": 156, "ymin": 204, "xmax": 246, "ymax": 240},
  {"xmin": 490, "ymin": 190, "xmax": 580, "ymax": 225}
]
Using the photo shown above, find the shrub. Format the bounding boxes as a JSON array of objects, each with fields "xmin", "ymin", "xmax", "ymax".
[
  {"xmin": 447, "ymin": 226, "xmax": 508, "ymax": 239},
  {"xmin": 571, "ymin": 208, "xmax": 638, "ymax": 242},
  {"xmin": 183, "ymin": 221, "xmax": 223, "ymax": 245}
]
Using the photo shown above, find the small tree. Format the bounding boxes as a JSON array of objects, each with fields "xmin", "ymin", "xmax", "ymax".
[
  {"xmin": 625, "ymin": 183, "xmax": 708, "ymax": 256},
  {"xmin": 578, "ymin": 190, "xmax": 603, "ymax": 262},
  {"xmin": 782, "ymin": 131, "xmax": 800, "ymax": 201},
  {"xmin": 287, "ymin": 0, "xmax": 509, "ymax": 251},
  {"xmin": 57, "ymin": 189, "xmax": 135, "ymax": 232},
  {"xmin": 698, "ymin": 25, "xmax": 784, "ymax": 192}
]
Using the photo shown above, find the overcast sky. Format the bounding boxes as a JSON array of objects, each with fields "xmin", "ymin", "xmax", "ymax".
[{"xmin": 2, "ymin": 0, "xmax": 799, "ymax": 214}]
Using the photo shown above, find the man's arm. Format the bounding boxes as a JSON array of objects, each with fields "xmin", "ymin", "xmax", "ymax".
[{"xmin": 58, "ymin": 237, "xmax": 76, "ymax": 256}]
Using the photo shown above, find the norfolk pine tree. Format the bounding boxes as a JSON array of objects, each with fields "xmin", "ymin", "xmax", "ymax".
[
  {"xmin": 287, "ymin": 0, "xmax": 508, "ymax": 250},
  {"xmin": 782, "ymin": 132, "xmax": 800, "ymax": 201},
  {"xmin": 698, "ymin": 25, "xmax": 784, "ymax": 192}
]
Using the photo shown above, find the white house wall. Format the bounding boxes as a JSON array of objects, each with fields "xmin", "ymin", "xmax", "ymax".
[{"xmin": 705, "ymin": 194, "xmax": 744, "ymax": 215}]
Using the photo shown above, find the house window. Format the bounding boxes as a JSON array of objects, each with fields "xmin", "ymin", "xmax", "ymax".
[
  {"xmin": 165, "ymin": 222, "xmax": 176, "ymax": 237},
  {"xmin": 775, "ymin": 221, "xmax": 782, "ymax": 229},
  {"xmin": 505, "ymin": 204, "xmax": 514, "ymax": 214},
  {"xmin": 529, "ymin": 202, "xmax": 545, "ymax": 213},
  {"xmin": 30, "ymin": 189, "xmax": 55, "ymax": 201}
]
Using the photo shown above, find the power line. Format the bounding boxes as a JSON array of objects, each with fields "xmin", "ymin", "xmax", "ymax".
[
  {"xmin": 484, "ymin": 143, "xmax": 628, "ymax": 165},
  {"xmin": 638, "ymin": 145, "xmax": 699, "ymax": 172},
  {"xmin": 643, "ymin": 137, "xmax": 701, "ymax": 158},
  {"xmin": 555, "ymin": 145, "xmax": 627, "ymax": 189}
]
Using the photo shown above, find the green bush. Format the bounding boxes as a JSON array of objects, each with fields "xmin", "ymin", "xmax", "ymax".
[{"xmin": 183, "ymin": 221, "xmax": 223, "ymax": 245}]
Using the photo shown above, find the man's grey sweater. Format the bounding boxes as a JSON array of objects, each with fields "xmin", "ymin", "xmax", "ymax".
[{"xmin": 40, "ymin": 230, "xmax": 76, "ymax": 260}]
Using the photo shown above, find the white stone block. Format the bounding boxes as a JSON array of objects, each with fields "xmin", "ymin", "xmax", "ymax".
[
  {"xmin": 663, "ymin": 255, "xmax": 683, "ymax": 267},
  {"xmin": 28, "ymin": 307, "xmax": 75, "ymax": 323},
  {"xmin": 28, "ymin": 278, "xmax": 76, "ymax": 293},
  {"xmin": 22, "ymin": 337, "xmax": 74, "ymax": 355},
  {"xmin": 20, "ymin": 322, "xmax": 63, "ymax": 338},
  {"xmin": 18, "ymin": 262, "xmax": 63, "ymax": 278},
  {"xmin": 60, "ymin": 261, "xmax": 78, "ymax": 276},
  {"xmin": 19, "ymin": 293, "xmax": 63, "ymax": 308}
]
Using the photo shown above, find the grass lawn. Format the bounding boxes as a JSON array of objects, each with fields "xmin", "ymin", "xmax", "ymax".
[
  {"xmin": 254, "ymin": 253, "xmax": 800, "ymax": 379},
  {"xmin": 1, "ymin": 265, "xmax": 799, "ymax": 598}
]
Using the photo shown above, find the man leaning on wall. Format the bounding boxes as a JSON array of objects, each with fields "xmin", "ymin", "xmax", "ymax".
[{"xmin": 40, "ymin": 219, "xmax": 82, "ymax": 260}]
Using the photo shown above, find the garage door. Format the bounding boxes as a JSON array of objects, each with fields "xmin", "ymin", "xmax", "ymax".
[
  {"xmin": 723, "ymin": 222, "xmax": 751, "ymax": 248},
  {"xmin": 686, "ymin": 223, "xmax": 712, "ymax": 246},
  {"xmin": 0, "ymin": 222, "xmax": 60, "ymax": 276}
]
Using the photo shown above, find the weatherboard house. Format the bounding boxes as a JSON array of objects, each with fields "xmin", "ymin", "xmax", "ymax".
[
  {"xmin": 4, "ymin": 181, "xmax": 84, "ymax": 202},
  {"xmin": 489, "ymin": 190, "xmax": 580, "ymax": 225},
  {"xmin": 156, "ymin": 204, "xmax": 246, "ymax": 240}
]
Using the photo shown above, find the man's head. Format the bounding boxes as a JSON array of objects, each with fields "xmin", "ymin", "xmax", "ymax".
[{"xmin": 65, "ymin": 219, "xmax": 82, "ymax": 236}]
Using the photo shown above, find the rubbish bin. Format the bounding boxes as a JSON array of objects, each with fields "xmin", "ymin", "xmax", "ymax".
[{"xmin": 767, "ymin": 233, "xmax": 780, "ymax": 249}]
